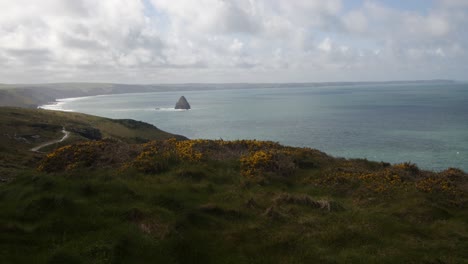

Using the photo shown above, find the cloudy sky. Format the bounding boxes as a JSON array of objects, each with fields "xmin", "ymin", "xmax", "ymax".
[{"xmin": 0, "ymin": 0, "xmax": 467, "ymax": 83}]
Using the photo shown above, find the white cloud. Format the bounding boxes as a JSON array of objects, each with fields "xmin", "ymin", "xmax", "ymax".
[
  {"xmin": 0, "ymin": 0, "xmax": 467, "ymax": 83},
  {"xmin": 0, "ymin": 0, "xmax": 175, "ymax": 82},
  {"xmin": 150, "ymin": 0, "xmax": 261, "ymax": 35},
  {"xmin": 343, "ymin": 11, "xmax": 368, "ymax": 33},
  {"xmin": 318, "ymin": 38, "xmax": 332, "ymax": 52},
  {"xmin": 229, "ymin": 38, "xmax": 244, "ymax": 53}
]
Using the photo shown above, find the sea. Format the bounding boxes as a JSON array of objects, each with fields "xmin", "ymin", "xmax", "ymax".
[{"xmin": 40, "ymin": 82, "xmax": 468, "ymax": 172}]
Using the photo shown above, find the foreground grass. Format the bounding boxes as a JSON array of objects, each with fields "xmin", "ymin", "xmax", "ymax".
[{"xmin": 1, "ymin": 139, "xmax": 467, "ymax": 263}]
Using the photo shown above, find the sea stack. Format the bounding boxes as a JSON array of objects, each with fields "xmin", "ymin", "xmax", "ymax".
[{"xmin": 175, "ymin": 96, "xmax": 191, "ymax": 110}]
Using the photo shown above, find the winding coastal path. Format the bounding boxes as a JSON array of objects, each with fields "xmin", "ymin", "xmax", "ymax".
[{"xmin": 30, "ymin": 128, "xmax": 70, "ymax": 152}]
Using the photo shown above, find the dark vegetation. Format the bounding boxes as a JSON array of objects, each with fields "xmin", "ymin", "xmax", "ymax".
[{"xmin": 0, "ymin": 107, "xmax": 467, "ymax": 263}]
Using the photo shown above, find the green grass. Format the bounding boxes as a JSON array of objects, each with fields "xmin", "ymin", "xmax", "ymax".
[
  {"xmin": 0, "ymin": 107, "xmax": 467, "ymax": 263},
  {"xmin": 1, "ymin": 165, "xmax": 467, "ymax": 263},
  {"xmin": 1, "ymin": 160, "xmax": 468, "ymax": 263}
]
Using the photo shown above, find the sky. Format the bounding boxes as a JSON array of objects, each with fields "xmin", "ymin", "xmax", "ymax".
[{"xmin": 0, "ymin": 0, "xmax": 467, "ymax": 84}]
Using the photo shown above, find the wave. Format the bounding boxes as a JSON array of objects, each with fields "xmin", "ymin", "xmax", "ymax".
[
  {"xmin": 37, "ymin": 94, "xmax": 108, "ymax": 111},
  {"xmin": 155, "ymin": 107, "xmax": 189, "ymax": 112},
  {"xmin": 110, "ymin": 107, "xmax": 190, "ymax": 112},
  {"xmin": 112, "ymin": 107, "xmax": 159, "ymax": 112},
  {"xmin": 38, "ymin": 100, "xmax": 74, "ymax": 112}
]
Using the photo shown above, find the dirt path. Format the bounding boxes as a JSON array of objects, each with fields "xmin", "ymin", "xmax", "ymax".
[{"xmin": 30, "ymin": 128, "xmax": 70, "ymax": 152}]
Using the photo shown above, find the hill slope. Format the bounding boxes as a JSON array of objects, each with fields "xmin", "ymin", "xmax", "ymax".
[
  {"xmin": 0, "ymin": 107, "xmax": 185, "ymax": 180},
  {"xmin": 0, "ymin": 83, "xmax": 160, "ymax": 108},
  {"xmin": 0, "ymin": 107, "xmax": 467, "ymax": 263}
]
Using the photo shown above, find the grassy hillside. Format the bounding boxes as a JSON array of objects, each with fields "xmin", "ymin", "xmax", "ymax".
[
  {"xmin": 0, "ymin": 107, "xmax": 185, "ymax": 181},
  {"xmin": 0, "ymin": 107, "xmax": 467, "ymax": 263},
  {"xmin": 0, "ymin": 84, "xmax": 158, "ymax": 108}
]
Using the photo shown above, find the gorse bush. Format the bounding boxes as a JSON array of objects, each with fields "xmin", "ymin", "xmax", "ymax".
[
  {"xmin": 36, "ymin": 138, "xmax": 467, "ymax": 207},
  {"xmin": 122, "ymin": 139, "xmax": 204, "ymax": 173},
  {"xmin": 38, "ymin": 140, "xmax": 112, "ymax": 172},
  {"xmin": 129, "ymin": 146, "xmax": 174, "ymax": 174},
  {"xmin": 393, "ymin": 162, "xmax": 420, "ymax": 175},
  {"xmin": 415, "ymin": 168, "xmax": 467, "ymax": 206},
  {"xmin": 240, "ymin": 149, "xmax": 296, "ymax": 184},
  {"xmin": 38, "ymin": 139, "xmax": 313, "ymax": 181},
  {"xmin": 311, "ymin": 160, "xmax": 467, "ymax": 207}
]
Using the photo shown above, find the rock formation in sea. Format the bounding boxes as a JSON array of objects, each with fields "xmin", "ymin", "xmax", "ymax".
[{"xmin": 175, "ymin": 96, "xmax": 191, "ymax": 110}]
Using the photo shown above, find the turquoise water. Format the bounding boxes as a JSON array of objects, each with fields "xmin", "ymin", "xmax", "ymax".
[{"xmin": 42, "ymin": 83, "xmax": 468, "ymax": 171}]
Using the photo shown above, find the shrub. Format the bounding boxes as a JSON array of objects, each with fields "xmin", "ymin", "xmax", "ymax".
[
  {"xmin": 129, "ymin": 147, "xmax": 174, "ymax": 174},
  {"xmin": 57, "ymin": 141, "xmax": 103, "ymax": 170},
  {"xmin": 414, "ymin": 169, "xmax": 467, "ymax": 207},
  {"xmin": 240, "ymin": 149, "xmax": 296, "ymax": 184},
  {"xmin": 393, "ymin": 162, "xmax": 420, "ymax": 175},
  {"xmin": 37, "ymin": 139, "xmax": 135, "ymax": 173}
]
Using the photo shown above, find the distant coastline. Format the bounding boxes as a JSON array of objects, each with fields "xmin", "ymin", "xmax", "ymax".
[
  {"xmin": 0, "ymin": 80, "xmax": 456, "ymax": 109},
  {"xmin": 38, "ymin": 95, "xmax": 109, "ymax": 112}
]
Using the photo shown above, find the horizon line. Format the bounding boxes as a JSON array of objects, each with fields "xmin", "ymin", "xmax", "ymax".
[{"xmin": 0, "ymin": 79, "xmax": 460, "ymax": 86}]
